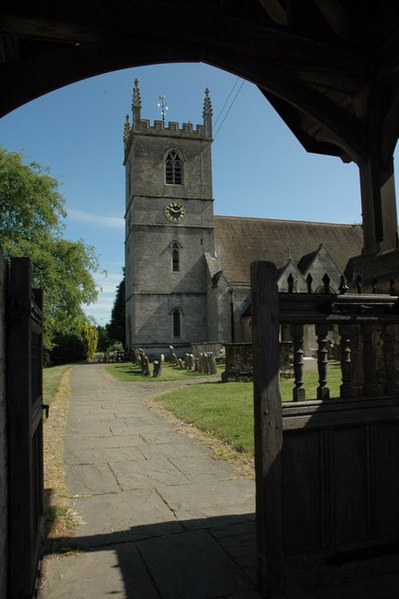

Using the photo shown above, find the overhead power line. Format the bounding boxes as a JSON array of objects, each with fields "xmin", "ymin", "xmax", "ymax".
[{"xmin": 213, "ymin": 78, "xmax": 245, "ymax": 141}]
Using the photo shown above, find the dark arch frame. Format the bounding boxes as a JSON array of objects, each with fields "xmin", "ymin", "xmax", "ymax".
[{"xmin": 3, "ymin": 2, "xmax": 399, "ymax": 255}]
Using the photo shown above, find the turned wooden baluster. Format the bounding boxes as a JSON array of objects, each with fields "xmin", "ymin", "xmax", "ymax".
[
  {"xmin": 382, "ymin": 324, "xmax": 397, "ymax": 395},
  {"xmin": 292, "ymin": 324, "xmax": 305, "ymax": 401},
  {"xmin": 316, "ymin": 324, "xmax": 330, "ymax": 400},
  {"xmin": 339, "ymin": 324, "xmax": 353, "ymax": 398},
  {"xmin": 390, "ymin": 277, "xmax": 395, "ymax": 295},
  {"xmin": 356, "ymin": 274, "xmax": 362, "ymax": 294},
  {"xmin": 362, "ymin": 323, "xmax": 377, "ymax": 396}
]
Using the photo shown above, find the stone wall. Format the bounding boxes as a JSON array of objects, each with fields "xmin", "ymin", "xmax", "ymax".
[
  {"xmin": 191, "ymin": 341, "xmax": 223, "ymax": 357},
  {"xmin": 0, "ymin": 251, "xmax": 7, "ymax": 597}
]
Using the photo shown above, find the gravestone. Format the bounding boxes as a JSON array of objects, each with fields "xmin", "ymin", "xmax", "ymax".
[
  {"xmin": 153, "ymin": 354, "xmax": 164, "ymax": 377},
  {"xmin": 142, "ymin": 355, "xmax": 151, "ymax": 376},
  {"xmin": 208, "ymin": 352, "xmax": 217, "ymax": 375},
  {"xmin": 171, "ymin": 352, "xmax": 179, "ymax": 367},
  {"xmin": 197, "ymin": 353, "xmax": 204, "ymax": 373}
]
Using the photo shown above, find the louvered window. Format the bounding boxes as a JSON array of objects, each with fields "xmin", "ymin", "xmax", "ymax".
[{"xmin": 165, "ymin": 150, "xmax": 182, "ymax": 184}]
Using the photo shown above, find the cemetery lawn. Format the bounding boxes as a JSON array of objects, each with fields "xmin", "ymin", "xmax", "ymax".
[
  {"xmin": 43, "ymin": 364, "xmax": 72, "ymax": 404},
  {"xmin": 43, "ymin": 365, "xmax": 78, "ymax": 541},
  {"xmin": 105, "ymin": 361, "xmax": 224, "ymax": 382},
  {"xmin": 153, "ymin": 367, "xmax": 342, "ymax": 456}
]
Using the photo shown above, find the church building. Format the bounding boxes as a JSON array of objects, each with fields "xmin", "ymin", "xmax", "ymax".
[{"xmin": 123, "ymin": 81, "xmax": 363, "ymax": 356}]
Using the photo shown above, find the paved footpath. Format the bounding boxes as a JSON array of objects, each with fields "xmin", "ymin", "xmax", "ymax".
[{"xmin": 39, "ymin": 364, "xmax": 260, "ymax": 599}]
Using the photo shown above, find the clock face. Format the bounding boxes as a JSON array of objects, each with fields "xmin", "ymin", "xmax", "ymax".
[{"xmin": 164, "ymin": 202, "xmax": 186, "ymax": 223}]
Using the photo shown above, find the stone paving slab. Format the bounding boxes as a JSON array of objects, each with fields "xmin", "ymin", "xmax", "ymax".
[
  {"xmin": 109, "ymin": 423, "xmax": 173, "ymax": 436},
  {"xmin": 109, "ymin": 456, "xmax": 191, "ymax": 489},
  {"xmin": 70, "ymin": 489, "xmax": 183, "ymax": 546},
  {"xmin": 138, "ymin": 529, "xmax": 254, "ymax": 599},
  {"xmin": 65, "ymin": 463, "xmax": 121, "ymax": 496},
  {"xmin": 156, "ymin": 479, "xmax": 255, "ymax": 524},
  {"xmin": 64, "ymin": 432, "xmax": 148, "ymax": 450},
  {"xmin": 64, "ymin": 445, "xmax": 144, "ymax": 465},
  {"xmin": 210, "ymin": 521, "xmax": 257, "ymax": 584},
  {"xmin": 138, "ymin": 438, "xmax": 210, "ymax": 459},
  {"xmin": 41, "ymin": 545, "xmax": 160, "ymax": 599},
  {"xmin": 168, "ymin": 455, "xmax": 241, "ymax": 483}
]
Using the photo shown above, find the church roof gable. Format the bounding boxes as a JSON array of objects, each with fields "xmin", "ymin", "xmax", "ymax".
[
  {"xmin": 214, "ymin": 216, "xmax": 363, "ymax": 284},
  {"xmin": 277, "ymin": 259, "xmax": 308, "ymax": 292}
]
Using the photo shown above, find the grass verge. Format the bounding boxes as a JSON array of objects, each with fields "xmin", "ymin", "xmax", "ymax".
[
  {"xmin": 43, "ymin": 364, "xmax": 80, "ymax": 544},
  {"xmin": 105, "ymin": 361, "xmax": 223, "ymax": 382},
  {"xmin": 152, "ymin": 368, "xmax": 342, "ymax": 459}
]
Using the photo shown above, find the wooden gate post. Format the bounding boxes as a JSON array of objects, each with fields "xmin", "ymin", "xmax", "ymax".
[
  {"xmin": 7, "ymin": 258, "xmax": 44, "ymax": 599},
  {"xmin": 251, "ymin": 261, "xmax": 284, "ymax": 597}
]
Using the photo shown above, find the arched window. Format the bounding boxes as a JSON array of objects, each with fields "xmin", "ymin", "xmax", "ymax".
[
  {"xmin": 165, "ymin": 150, "xmax": 183, "ymax": 185},
  {"xmin": 172, "ymin": 241, "xmax": 180, "ymax": 272},
  {"xmin": 172, "ymin": 308, "xmax": 181, "ymax": 337}
]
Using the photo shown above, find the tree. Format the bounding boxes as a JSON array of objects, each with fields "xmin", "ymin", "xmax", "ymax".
[
  {"xmin": 107, "ymin": 275, "xmax": 125, "ymax": 346},
  {"xmin": 0, "ymin": 147, "xmax": 98, "ymax": 348},
  {"xmin": 81, "ymin": 323, "xmax": 98, "ymax": 362},
  {"xmin": 96, "ymin": 325, "xmax": 109, "ymax": 352}
]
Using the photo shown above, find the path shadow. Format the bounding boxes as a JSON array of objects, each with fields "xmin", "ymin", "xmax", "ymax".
[{"xmin": 43, "ymin": 513, "xmax": 258, "ymax": 598}]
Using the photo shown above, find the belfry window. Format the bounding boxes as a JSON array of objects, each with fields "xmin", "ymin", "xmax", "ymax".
[
  {"xmin": 165, "ymin": 150, "xmax": 183, "ymax": 185},
  {"xmin": 172, "ymin": 241, "xmax": 180, "ymax": 272},
  {"xmin": 172, "ymin": 309, "xmax": 181, "ymax": 337}
]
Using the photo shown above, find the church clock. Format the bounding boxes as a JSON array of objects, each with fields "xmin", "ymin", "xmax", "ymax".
[{"xmin": 164, "ymin": 201, "xmax": 186, "ymax": 223}]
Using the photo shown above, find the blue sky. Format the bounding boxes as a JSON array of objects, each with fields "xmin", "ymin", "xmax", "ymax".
[{"xmin": 1, "ymin": 62, "xmax": 396, "ymax": 324}]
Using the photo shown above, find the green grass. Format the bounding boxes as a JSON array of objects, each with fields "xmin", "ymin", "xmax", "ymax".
[
  {"xmin": 43, "ymin": 364, "xmax": 73, "ymax": 404},
  {"xmin": 154, "ymin": 367, "xmax": 343, "ymax": 455},
  {"xmin": 42, "ymin": 364, "xmax": 80, "ymax": 541},
  {"xmin": 105, "ymin": 361, "xmax": 223, "ymax": 382},
  {"xmin": 280, "ymin": 367, "xmax": 341, "ymax": 400}
]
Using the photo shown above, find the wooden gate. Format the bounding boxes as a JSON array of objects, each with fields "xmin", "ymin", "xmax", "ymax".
[
  {"xmin": 251, "ymin": 261, "xmax": 399, "ymax": 597},
  {"xmin": 7, "ymin": 258, "xmax": 45, "ymax": 599}
]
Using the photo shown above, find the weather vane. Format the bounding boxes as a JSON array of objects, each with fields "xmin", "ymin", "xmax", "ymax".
[{"xmin": 157, "ymin": 94, "xmax": 168, "ymax": 123}]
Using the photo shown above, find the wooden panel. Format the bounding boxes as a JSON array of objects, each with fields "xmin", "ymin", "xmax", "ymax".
[
  {"xmin": 332, "ymin": 427, "xmax": 369, "ymax": 545},
  {"xmin": 374, "ymin": 422, "xmax": 399, "ymax": 537},
  {"xmin": 282, "ymin": 431, "xmax": 321, "ymax": 553},
  {"xmin": 282, "ymin": 397, "xmax": 399, "ymax": 431}
]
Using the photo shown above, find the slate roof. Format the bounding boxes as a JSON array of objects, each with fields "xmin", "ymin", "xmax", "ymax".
[{"xmin": 214, "ymin": 216, "xmax": 363, "ymax": 284}]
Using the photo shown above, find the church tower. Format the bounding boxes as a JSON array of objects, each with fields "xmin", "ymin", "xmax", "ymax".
[{"xmin": 124, "ymin": 80, "xmax": 214, "ymax": 355}]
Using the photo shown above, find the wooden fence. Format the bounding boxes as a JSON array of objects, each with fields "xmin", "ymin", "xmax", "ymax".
[{"xmin": 251, "ymin": 261, "xmax": 399, "ymax": 597}]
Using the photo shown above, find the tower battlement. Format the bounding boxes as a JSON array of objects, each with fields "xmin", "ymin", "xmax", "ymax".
[
  {"xmin": 123, "ymin": 80, "xmax": 213, "ymax": 151},
  {"xmin": 135, "ymin": 119, "xmax": 207, "ymax": 137}
]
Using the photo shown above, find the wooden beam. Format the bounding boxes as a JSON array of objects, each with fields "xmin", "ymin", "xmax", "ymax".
[
  {"xmin": 257, "ymin": 0, "xmax": 288, "ymax": 26},
  {"xmin": 263, "ymin": 92, "xmax": 349, "ymax": 159},
  {"xmin": 381, "ymin": 90, "xmax": 399, "ymax": 165},
  {"xmin": 251, "ymin": 261, "xmax": 284, "ymax": 597},
  {"xmin": 0, "ymin": 37, "xmax": 203, "ymax": 117},
  {"xmin": 1, "ymin": 3, "xmax": 366, "ymax": 85},
  {"xmin": 0, "ymin": 14, "xmax": 101, "ymax": 43},
  {"xmin": 209, "ymin": 52, "xmax": 367, "ymax": 162},
  {"xmin": 312, "ymin": 0, "xmax": 352, "ymax": 39}
]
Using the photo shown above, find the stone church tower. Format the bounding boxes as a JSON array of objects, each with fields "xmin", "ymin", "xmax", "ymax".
[{"xmin": 123, "ymin": 80, "xmax": 215, "ymax": 355}]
